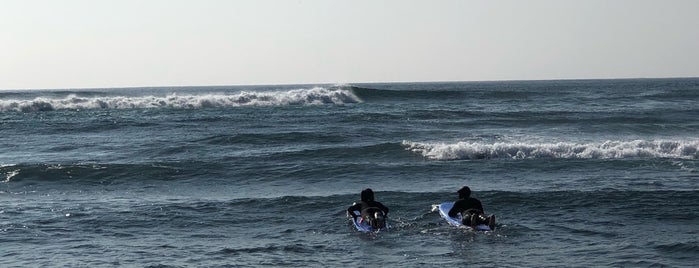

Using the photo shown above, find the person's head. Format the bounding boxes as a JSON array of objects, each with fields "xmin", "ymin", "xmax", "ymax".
[
  {"xmin": 361, "ymin": 188, "xmax": 375, "ymax": 202},
  {"xmin": 457, "ymin": 186, "xmax": 471, "ymax": 199}
]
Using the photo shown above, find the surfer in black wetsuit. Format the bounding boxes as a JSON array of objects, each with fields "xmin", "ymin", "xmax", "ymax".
[
  {"xmin": 347, "ymin": 188, "xmax": 389, "ymax": 229},
  {"xmin": 448, "ymin": 186, "xmax": 495, "ymax": 230}
]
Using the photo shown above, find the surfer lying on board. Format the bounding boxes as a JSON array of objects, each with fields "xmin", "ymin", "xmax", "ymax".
[
  {"xmin": 347, "ymin": 188, "xmax": 390, "ymax": 229},
  {"xmin": 448, "ymin": 186, "xmax": 496, "ymax": 230}
]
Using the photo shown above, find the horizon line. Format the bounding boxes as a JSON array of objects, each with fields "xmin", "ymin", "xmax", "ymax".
[{"xmin": 2, "ymin": 76, "xmax": 697, "ymax": 91}]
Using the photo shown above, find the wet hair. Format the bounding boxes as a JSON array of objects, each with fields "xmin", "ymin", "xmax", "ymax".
[
  {"xmin": 457, "ymin": 186, "xmax": 471, "ymax": 199},
  {"xmin": 361, "ymin": 188, "xmax": 375, "ymax": 202}
]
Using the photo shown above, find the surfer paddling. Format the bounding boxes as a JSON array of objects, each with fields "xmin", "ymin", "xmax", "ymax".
[
  {"xmin": 448, "ymin": 186, "xmax": 496, "ymax": 230},
  {"xmin": 347, "ymin": 188, "xmax": 389, "ymax": 229}
]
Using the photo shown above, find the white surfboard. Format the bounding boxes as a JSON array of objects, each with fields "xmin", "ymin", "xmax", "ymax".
[{"xmin": 438, "ymin": 202, "xmax": 492, "ymax": 231}]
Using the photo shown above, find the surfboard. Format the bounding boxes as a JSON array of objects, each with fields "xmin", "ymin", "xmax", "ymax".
[
  {"xmin": 438, "ymin": 202, "xmax": 492, "ymax": 231},
  {"xmin": 348, "ymin": 211, "xmax": 386, "ymax": 232}
]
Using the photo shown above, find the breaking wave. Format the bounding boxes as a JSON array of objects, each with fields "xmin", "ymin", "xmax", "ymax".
[
  {"xmin": 402, "ymin": 139, "xmax": 699, "ymax": 160},
  {"xmin": 0, "ymin": 87, "xmax": 361, "ymax": 112}
]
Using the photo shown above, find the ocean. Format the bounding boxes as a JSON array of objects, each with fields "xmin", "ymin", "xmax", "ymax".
[{"xmin": 1, "ymin": 78, "xmax": 698, "ymax": 267}]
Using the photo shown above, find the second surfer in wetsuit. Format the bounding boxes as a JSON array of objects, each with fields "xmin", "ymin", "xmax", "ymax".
[
  {"xmin": 347, "ymin": 188, "xmax": 389, "ymax": 229},
  {"xmin": 448, "ymin": 186, "xmax": 495, "ymax": 230}
]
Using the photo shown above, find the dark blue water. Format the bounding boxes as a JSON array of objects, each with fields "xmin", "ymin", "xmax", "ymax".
[{"xmin": 2, "ymin": 79, "xmax": 698, "ymax": 267}]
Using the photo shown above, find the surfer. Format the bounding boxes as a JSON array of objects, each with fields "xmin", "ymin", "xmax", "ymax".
[
  {"xmin": 448, "ymin": 186, "xmax": 495, "ymax": 230},
  {"xmin": 347, "ymin": 188, "xmax": 390, "ymax": 229}
]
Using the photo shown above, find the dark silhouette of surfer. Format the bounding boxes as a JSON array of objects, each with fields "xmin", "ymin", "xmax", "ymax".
[
  {"xmin": 448, "ymin": 186, "xmax": 495, "ymax": 230},
  {"xmin": 347, "ymin": 188, "xmax": 389, "ymax": 229}
]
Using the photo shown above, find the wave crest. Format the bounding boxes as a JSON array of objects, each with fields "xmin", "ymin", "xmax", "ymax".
[
  {"xmin": 0, "ymin": 87, "xmax": 361, "ymax": 112},
  {"xmin": 402, "ymin": 139, "xmax": 699, "ymax": 160}
]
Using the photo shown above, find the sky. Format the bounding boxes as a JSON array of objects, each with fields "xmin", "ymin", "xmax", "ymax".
[{"xmin": 1, "ymin": 0, "xmax": 698, "ymax": 90}]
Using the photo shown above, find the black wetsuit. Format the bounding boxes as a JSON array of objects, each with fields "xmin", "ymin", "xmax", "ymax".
[
  {"xmin": 347, "ymin": 201, "xmax": 389, "ymax": 219},
  {"xmin": 448, "ymin": 197, "xmax": 484, "ymax": 225}
]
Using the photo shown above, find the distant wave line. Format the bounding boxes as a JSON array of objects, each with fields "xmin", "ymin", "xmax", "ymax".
[
  {"xmin": 0, "ymin": 87, "xmax": 361, "ymax": 112},
  {"xmin": 402, "ymin": 139, "xmax": 699, "ymax": 160}
]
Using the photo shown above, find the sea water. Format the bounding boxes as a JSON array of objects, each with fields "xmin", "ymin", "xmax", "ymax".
[{"xmin": 1, "ymin": 79, "xmax": 698, "ymax": 267}]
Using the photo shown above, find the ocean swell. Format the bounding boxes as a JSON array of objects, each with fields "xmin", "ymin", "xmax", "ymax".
[
  {"xmin": 0, "ymin": 87, "xmax": 361, "ymax": 112},
  {"xmin": 402, "ymin": 139, "xmax": 699, "ymax": 160}
]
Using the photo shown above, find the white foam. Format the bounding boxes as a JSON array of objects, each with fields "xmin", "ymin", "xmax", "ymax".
[
  {"xmin": 3, "ymin": 169, "xmax": 19, "ymax": 183},
  {"xmin": 402, "ymin": 139, "xmax": 699, "ymax": 160},
  {"xmin": 0, "ymin": 87, "xmax": 361, "ymax": 112}
]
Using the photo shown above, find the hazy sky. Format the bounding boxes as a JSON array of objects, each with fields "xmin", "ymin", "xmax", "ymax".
[{"xmin": 2, "ymin": 0, "xmax": 698, "ymax": 89}]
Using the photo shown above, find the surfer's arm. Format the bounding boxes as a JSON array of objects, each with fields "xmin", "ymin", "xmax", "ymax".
[
  {"xmin": 448, "ymin": 201, "xmax": 461, "ymax": 217},
  {"xmin": 448, "ymin": 208, "xmax": 458, "ymax": 218},
  {"xmin": 475, "ymin": 200, "xmax": 485, "ymax": 214},
  {"xmin": 347, "ymin": 203, "xmax": 361, "ymax": 218}
]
